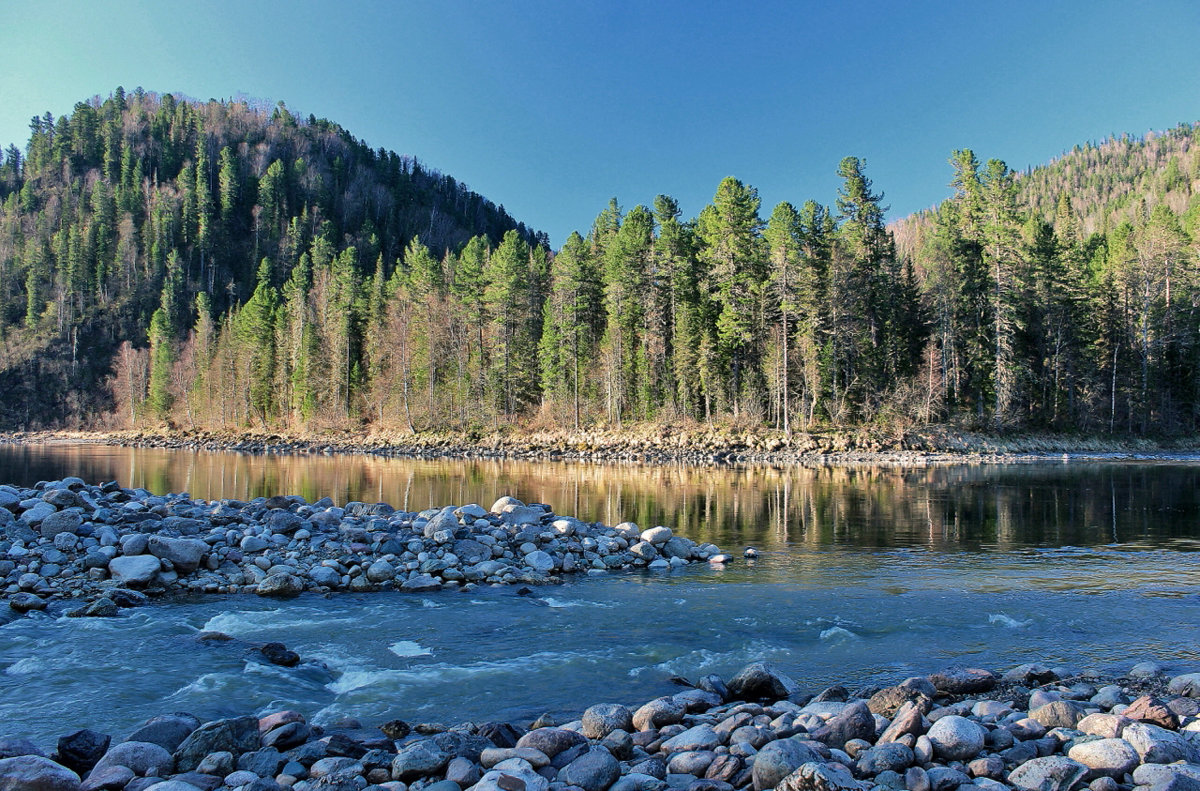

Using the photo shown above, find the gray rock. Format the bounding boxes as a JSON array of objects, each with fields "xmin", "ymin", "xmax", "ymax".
[
  {"xmin": 855, "ymin": 743, "xmax": 915, "ymax": 777},
  {"xmin": 400, "ymin": 574, "xmax": 441, "ymax": 592},
  {"xmin": 480, "ymin": 749, "xmax": 549, "ymax": 769},
  {"xmin": 515, "ymin": 729, "xmax": 587, "ymax": 759},
  {"xmin": 777, "ymin": 762, "xmax": 865, "ymax": 791},
  {"xmin": 751, "ymin": 740, "xmax": 825, "ymax": 791},
  {"xmin": 79, "ymin": 765, "xmax": 133, "ymax": 791},
  {"xmin": 926, "ymin": 716, "xmax": 985, "ymax": 763},
  {"xmin": 240, "ymin": 536, "xmax": 270, "ymax": 553},
  {"xmin": 1168, "ymin": 673, "xmax": 1200, "ymax": 698},
  {"xmin": 1031, "ymin": 702, "xmax": 1083, "ymax": 730},
  {"xmin": 107, "ymin": 556, "xmax": 161, "ymax": 587},
  {"xmin": 661, "ymin": 726, "xmax": 722, "ymax": 753},
  {"xmin": 445, "ymin": 756, "xmax": 481, "ymax": 787},
  {"xmin": 879, "ymin": 701, "xmax": 929, "ymax": 744},
  {"xmin": 1007, "ymin": 757, "xmax": 1088, "ymax": 791},
  {"xmin": 453, "ymin": 540, "xmax": 490, "ymax": 565},
  {"xmin": 560, "ymin": 747, "xmax": 620, "ymax": 791},
  {"xmin": 470, "ymin": 764, "xmax": 549, "ymax": 791},
  {"xmin": 18, "ymin": 503, "xmax": 56, "ymax": 526},
  {"xmin": 928, "ymin": 669, "xmax": 997, "ymax": 695},
  {"xmin": 237, "ymin": 748, "xmax": 283, "ymax": 778},
  {"xmin": 1003, "ymin": 664, "xmax": 1058, "ymax": 686},
  {"xmin": 55, "ymin": 730, "xmax": 110, "ymax": 775},
  {"xmin": 193, "ymin": 752, "xmax": 234, "ymax": 777},
  {"xmin": 812, "ymin": 702, "xmax": 875, "ymax": 749},
  {"xmin": 255, "ymin": 573, "xmax": 304, "ymax": 597},
  {"xmin": 1131, "ymin": 764, "xmax": 1200, "ymax": 788},
  {"xmin": 1122, "ymin": 721, "xmax": 1199, "ymax": 764},
  {"xmin": 308, "ymin": 567, "xmax": 340, "ymax": 588},
  {"xmin": 92, "ymin": 741, "xmax": 174, "ymax": 777},
  {"xmin": 1066, "ymin": 738, "xmax": 1139, "ymax": 779},
  {"xmin": 9, "ymin": 593, "xmax": 46, "ymax": 613},
  {"xmin": 172, "ymin": 716, "xmax": 260, "ymax": 772},
  {"xmin": 924, "ymin": 767, "xmax": 968, "ymax": 791},
  {"xmin": 390, "ymin": 741, "xmax": 450, "ymax": 780},
  {"xmin": 366, "ymin": 560, "xmax": 396, "ymax": 583},
  {"xmin": 666, "ymin": 750, "xmax": 716, "ymax": 775},
  {"xmin": 727, "ymin": 662, "xmax": 801, "ymax": 702},
  {"xmin": 582, "ymin": 704, "xmax": 634, "ymax": 741},
  {"xmin": 39, "ymin": 511, "xmax": 82, "ymax": 540},
  {"xmin": 0, "ymin": 755, "xmax": 81, "ymax": 791},
  {"xmin": 632, "ymin": 698, "xmax": 686, "ymax": 731},
  {"xmin": 146, "ymin": 537, "xmax": 208, "ymax": 573},
  {"xmin": 524, "ymin": 551, "xmax": 554, "ymax": 573},
  {"xmin": 125, "ymin": 715, "xmax": 200, "ymax": 752},
  {"xmin": 1075, "ymin": 714, "xmax": 1129, "ymax": 739},
  {"xmin": 140, "ymin": 782, "xmax": 203, "ymax": 791}
]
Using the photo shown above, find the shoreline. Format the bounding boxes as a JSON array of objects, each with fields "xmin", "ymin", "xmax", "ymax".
[
  {"xmin": 0, "ymin": 658, "xmax": 1197, "ymax": 791},
  {"xmin": 0, "ymin": 478, "xmax": 730, "ymax": 617},
  {"xmin": 2, "ymin": 428, "xmax": 1200, "ymax": 467}
]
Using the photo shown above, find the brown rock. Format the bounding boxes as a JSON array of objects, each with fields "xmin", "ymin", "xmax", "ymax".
[{"xmin": 1123, "ymin": 695, "xmax": 1179, "ymax": 730}]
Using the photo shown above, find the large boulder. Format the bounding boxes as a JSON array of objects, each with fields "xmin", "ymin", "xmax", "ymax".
[
  {"xmin": 172, "ymin": 717, "xmax": 260, "ymax": 773},
  {"xmin": 928, "ymin": 668, "xmax": 997, "ymax": 695},
  {"xmin": 811, "ymin": 701, "xmax": 875, "ymax": 749},
  {"xmin": 107, "ymin": 556, "xmax": 162, "ymax": 588},
  {"xmin": 1122, "ymin": 722, "xmax": 1199, "ymax": 764},
  {"xmin": 727, "ymin": 662, "xmax": 801, "ymax": 702},
  {"xmin": 91, "ymin": 742, "xmax": 173, "ymax": 778},
  {"xmin": 147, "ymin": 537, "xmax": 208, "ymax": 573},
  {"xmin": 255, "ymin": 573, "xmax": 304, "ymax": 597},
  {"xmin": 0, "ymin": 755, "xmax": 81, "ymax": 791},
  {"xmin": 126, "ymin": 715, "xmax": 200, "ymax": 753}
]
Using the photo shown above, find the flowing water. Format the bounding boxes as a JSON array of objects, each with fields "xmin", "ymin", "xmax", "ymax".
[{"xmin": 0, "ymin": 443, "xmax": 1198, "ymax": 746}]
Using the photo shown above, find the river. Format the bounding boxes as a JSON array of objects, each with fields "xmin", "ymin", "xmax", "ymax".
[{"xmin": 0, "ymin": 443, "xmax": 1197, "ymax": 746}]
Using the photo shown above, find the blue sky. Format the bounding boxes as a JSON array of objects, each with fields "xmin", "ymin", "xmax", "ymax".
[{"xmin": 2, "ymin": 0, "xmax": 1197, "ymax": 246}]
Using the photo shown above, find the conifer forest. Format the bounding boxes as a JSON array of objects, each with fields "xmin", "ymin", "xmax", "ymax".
[{"xmin": 2, "ymin": 88, "xmax": 1199, "ymax": 436}]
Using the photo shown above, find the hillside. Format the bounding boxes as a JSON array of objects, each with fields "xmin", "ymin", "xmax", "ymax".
[{"xmin": 0, "ymin": 87, "xmax": 543, "ymax": 427}]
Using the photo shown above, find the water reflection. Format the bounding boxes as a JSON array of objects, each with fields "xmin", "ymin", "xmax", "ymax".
[{"xmin": 0, "ymin": 444, "xmax": 1198, "ymax": 551}]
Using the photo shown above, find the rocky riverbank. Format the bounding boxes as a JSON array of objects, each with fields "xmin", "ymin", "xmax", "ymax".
[
  {"xmin": 0, "ymin": 478, "xmax": 730, "ymax": 618},
  {"xmin": 3, "ymin": 427, "xmax": 1193, "ymax": 467},
  {"xmin": 1, "ymin": 660, "xmax": 1199, "ymax": 791}
]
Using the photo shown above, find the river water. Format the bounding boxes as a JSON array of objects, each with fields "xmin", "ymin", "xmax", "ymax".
[{"xmin": 0, "ymin": 443, "xmax": 1198, "ymax": 746}]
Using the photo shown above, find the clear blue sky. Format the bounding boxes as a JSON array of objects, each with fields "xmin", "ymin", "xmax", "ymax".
[{"xmin": 3, "ymin": 0, "xmax": 1197, "ymax": 247}]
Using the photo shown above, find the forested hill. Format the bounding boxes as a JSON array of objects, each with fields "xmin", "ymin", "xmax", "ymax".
[
  {"xmin": 2, "ymin": 91, "xmax": 1199, "ymax": 438},
  {"xmin": 0, "ymin": 87, "xmax": 544, "ymax": 427}
]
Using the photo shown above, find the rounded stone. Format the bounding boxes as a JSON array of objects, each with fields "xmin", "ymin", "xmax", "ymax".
[
  {"xmin": 926, "ymin": 715, "xmax": 986, "ymax": 762},
  {"xmin": 582, "ymin": 704, "xmax": 634, "ymax": 740}
]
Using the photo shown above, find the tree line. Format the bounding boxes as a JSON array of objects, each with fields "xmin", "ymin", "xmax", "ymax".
[{"xmin": 2, "ymin": 89, "xmax": 1199, "ymax": 435}]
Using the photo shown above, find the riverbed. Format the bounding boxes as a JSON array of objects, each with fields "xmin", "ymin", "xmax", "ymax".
[{"xmin": 0, "ymin": 443, "xmax": 1197, "ymax": 746}]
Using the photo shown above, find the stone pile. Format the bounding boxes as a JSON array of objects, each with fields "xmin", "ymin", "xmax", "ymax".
[
  {"xmin": 0, "ymin": 479, "xmax": 730, "ymax": 616},
  {"xmin": 1, "ymin": 661, "xmax": 1199, "ymax": 791}
]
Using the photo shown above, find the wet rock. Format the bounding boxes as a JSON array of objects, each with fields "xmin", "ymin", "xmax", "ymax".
[
  {"xmin": 92, "ymin": 741, "xmax": 174, "ymax": 777},
  {"xmin": 926, "ymin": 716, "xmax": 985, "ymax": 763},
  {"xmin": 55, "ymin": 730, "xmax": 110, "ymax": 775},
  {"xmin": 928, "ymin": 669, "xmax": 997, "ymax": 695},
  {"xmin": 727, "ymin": 663, "xmax": 801, "ymax": 702},
  {"xmin": 0, "ymin": 755, "xmax": 81, "ymax": 791},
  {"xmin": 581, "ymin": 705, "xmax": 633, "ymax": 741},
  {"xmin": 107, "ymin": 556, "xmax": 162, "ymax": 587},
  {"xmin": 1007, "ymin": 757, "xmax": 1088, "ymax": 791},
  {"xmin": 147, "ymin": 537, "xmax": 208, "ymax": 573},
  {"xmin": 125, "ymin": 715, "xmax": 200, "ymax": 753},
  {"xmin": 256, "ymin": 573, "xmax": 304, "ymax": 597},
  {"xmin": 0, "ymin": 743, "xmax": 42, "ymax": 762},
  {"xmin": 400, "ymin": 575, "xmax": 441, "ymax": 593},
  {"xmin": 172, "ymin": 716, "xmax": 260, "ymax": 772},
  {"xmin": 261, "ymin": 642, "xmax": 301, "ymax": 667},
  {"xmin": 9, "ymin": 593, "xmax": 46, "ymax": 613},
  {"xmin": 79, "ymin": 765, "xmax": 134, "ymax": 791}
]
